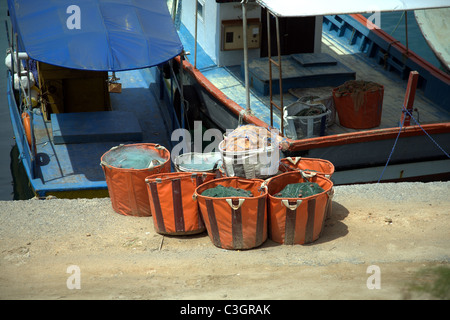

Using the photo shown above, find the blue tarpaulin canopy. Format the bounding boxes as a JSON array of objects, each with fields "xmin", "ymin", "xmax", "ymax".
[{"xmin": 7, "ymin": 0, "xmax": 183, "ymax": 71}]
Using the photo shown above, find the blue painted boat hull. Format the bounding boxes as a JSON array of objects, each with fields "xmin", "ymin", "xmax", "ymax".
[{"xmin": 7, "ymin": 68, "xmax": 178, "ymax": 198}]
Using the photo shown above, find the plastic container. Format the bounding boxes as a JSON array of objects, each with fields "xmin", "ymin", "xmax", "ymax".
[
  {"xmin": 194, "ymin": 177, "xmax": 268, "ymax": 250},
  {"xmin": 101, "ymin": 143, "xmax": 170, "ymax": 216},
  {"xmin": 174, "ymin": 152, "xmax": 222, "ymax": 173},
  {"xmin": 283, "ymin": 101, "xmax": 331, "ymax": 139},
  {"xmin": 278, "ymin": 157, "xmax": 335, "ymax": 219},
  {"xmin": 219, "ymin": 139, "xmax": 279, "ymax": 179},
  {"xmin": 332, "ymin": 80, "xmax": 384, "ymax": 129},
  {"xmin": 279, "ymin": 157, "xmax": 335, "ymax": 179},
  {"xmin": 297, "ymin": 94, "xmax": 336, "ymax": 127},
  {"xmin": 266, "ymin": 171, "xmax": 334, "ymax": 245},
  {"xmin": 146, "ymin": 172, "xmax": 216, "ymax": 235}
]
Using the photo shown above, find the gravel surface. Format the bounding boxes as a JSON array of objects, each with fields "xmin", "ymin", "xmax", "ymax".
[{"xmin": 0, "ymin": 181, "xmax": 449, "ymax": 300}]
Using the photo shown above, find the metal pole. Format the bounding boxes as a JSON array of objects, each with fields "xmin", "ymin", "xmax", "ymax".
[
  {"xmin": 26, "ymin": 57, "xmax": 35, "ymax": 170},
  {"xmin": 194, "ymin": 0, "xmax": 198, "ymax": 69},
  {"xmin": 171, "ymin": 0, "xmax": 178, "ymax": 20},
  {"xmin": 242, "ymin": 0, "xmax": 250, "ymax": 112},
  {"xmin": 267, "ymin": 10, "xmax": 273, "ymax": 127},
  {"xmin": 14, "ymin": 33, "xmax": 23, "ymax": 111},
  {"xmin": 275, "ymin": 15, "xmax": 283, "ymax": 135},
  {"xmin": 405, "ymin": 11, "xmax": 409, "ymax": 53},
  {"xmin": 266, "ymin": 10, "xmax": 284, "ymax": 135},
  {"xmin": 25, "ymin": 59, "xmax": 31, "ymax": 108},
  {"xmin": 180, "ymin": 52, "xmax": 185, "ymax": 129},
  {"xmin": 10, "ymin": 24, "xmax": 14, "ymax": 89}
]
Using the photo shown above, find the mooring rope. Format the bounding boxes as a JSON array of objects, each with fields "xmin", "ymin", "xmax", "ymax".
[
  {"xmin": 404, "ymin": 108, "xmax": 450, "ymax": 159},
  {"xmin": 377, "ymin": 106, "xmax": 450, "ymax": 183}
]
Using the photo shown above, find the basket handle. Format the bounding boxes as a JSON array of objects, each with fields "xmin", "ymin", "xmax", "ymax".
[
  {"xmin": 110, "ymin": 144, "xmax": 124, "ymax": 151},
  {"xmin": 300, "ymin": 170, "xmax": 317, "ymax": 182},
  {"xmin": 286, "ymin": 157, "xmax": 301, "ymax": 165},
  {"xmin": 260, "ymin": 180, "xmax": 269, "ymax": 191},
  {"xmin": 281, "ymin": 199, "xmax": 302, "ymax": 210},
  {"xmin": 226, "ymin": 199, "xmax": 245, "ymax": 210},
  {"xmin": 100, "ymin": 160, "xmax": 111, "ymax": 168},
  {"xmin": 327, "ymin": 187, "xmax": 335, "ymax": 199}
]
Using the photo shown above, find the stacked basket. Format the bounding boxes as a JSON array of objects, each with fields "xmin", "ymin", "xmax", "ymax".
[{"xmin": 101, "ymin": 128, "xmax": 335, "ymax": 250}]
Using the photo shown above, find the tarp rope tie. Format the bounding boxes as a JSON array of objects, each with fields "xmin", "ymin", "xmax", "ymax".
[{"xmin": 378, "ymin": 106, "xmax": 450, "ymax": 183}]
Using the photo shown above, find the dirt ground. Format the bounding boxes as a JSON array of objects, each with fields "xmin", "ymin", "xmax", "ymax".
[{"xmin": 0, "ymin": 182, "xmax": 449, "ymax": 303}]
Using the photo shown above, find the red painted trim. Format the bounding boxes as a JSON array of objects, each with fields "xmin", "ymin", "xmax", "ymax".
[
  {"xmin": 175, "ymin": 56, "xmax": 268, "ymax": 129},
  {"xmin": 287, "ymin": 123, "xmax": 450, "ymax": 151},
  {"xmin": 351, "ymin": 14, "xmax": 450, "ymax": 84},
  {"xmin": 401, "ymin": 71, "xmax": 419, "ymax": 126}
]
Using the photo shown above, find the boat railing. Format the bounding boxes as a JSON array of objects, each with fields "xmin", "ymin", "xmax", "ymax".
[
  {"xmin": 7, "ymin": 71, "xmax": 35, "ymax": 181},
  {"xmin": 6, "ymin": 20, "xmax": 36, "ymax": 180},
  {"xmin": 265, "ymin": 8, "xmax": 284, "ymax": 136},
  {"xmin": 169, "ymin": 53, "xmax": 187, "ymax": 129}
]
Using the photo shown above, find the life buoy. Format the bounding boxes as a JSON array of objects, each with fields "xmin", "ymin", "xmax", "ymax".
[{"xmin": 21, "ymin": 112, "xmax": 34, "ymax": 151}]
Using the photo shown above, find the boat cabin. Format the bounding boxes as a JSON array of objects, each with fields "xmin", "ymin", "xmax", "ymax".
[
  {"xmin": 37, "ymin": 62, "xmax": 111, "ymax": 119},
  {"xmin": 182, "ymin": 0, "xmax": 323, "ymax": 67},
  {"xmin": 176, "ymin": 0, "xmax": 357, "ymax": 135}
]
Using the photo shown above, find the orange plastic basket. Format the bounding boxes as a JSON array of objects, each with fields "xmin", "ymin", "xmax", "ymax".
[
  {"xmin": 194, "ymin": 177, "xmax": 268, "ymax": 250},
  {"xmin": 279, "ymin": 157, "xmax": 335, "ymax": 179},
  {"xmin": 146, "ymin": 172, "xmax": 217, "ymax": 235},
  {"xmin": 101, "ymin": 143, "xmax": 170, "ymax": 217},
  {"xmin": 266, "ymin": 171, "xmax": 334, "ymax": 245},
  {"xmin": 332, "ymin": 82, "xmax": 384, "ymax": 129}
]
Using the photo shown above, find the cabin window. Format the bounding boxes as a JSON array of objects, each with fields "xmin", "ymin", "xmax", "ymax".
[
  {"xmin": 197, "ymin": 0, "xmax": 205, "ymax": 22},
  {"xmin": 225, "ymin": 32, "xmax": 234, "ymax": 43}
]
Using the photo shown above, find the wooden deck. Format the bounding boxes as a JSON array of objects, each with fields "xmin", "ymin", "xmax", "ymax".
[{"xmin": 320, "ymin": 33, "xmax": 450, "ymax": 134}]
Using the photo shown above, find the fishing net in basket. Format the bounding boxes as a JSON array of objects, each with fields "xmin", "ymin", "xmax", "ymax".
[
  {"xmin": 222, "ymin": 125, "xmax": 285, "ymax": 152},
  {"xmin": 274, "ymin": 182, "xmax": 324, "ymax": 198}
]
